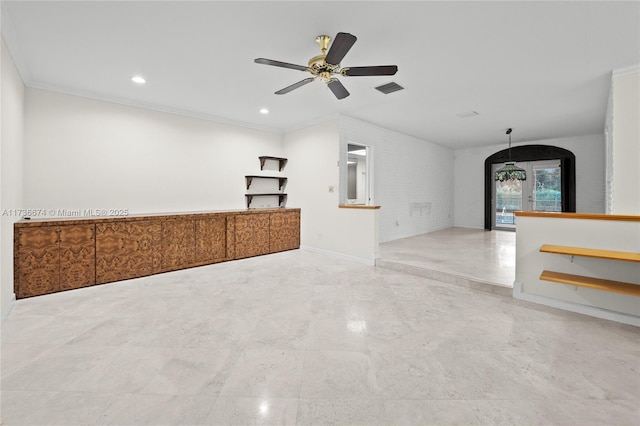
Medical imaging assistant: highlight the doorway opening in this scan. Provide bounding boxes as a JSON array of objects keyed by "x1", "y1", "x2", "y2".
[
  {"x1": 493, "y1": 160, "x2": 561, "y2": 230},
  {"x1": 484, "y1": 145, "x2": 575, "y2": 231}
]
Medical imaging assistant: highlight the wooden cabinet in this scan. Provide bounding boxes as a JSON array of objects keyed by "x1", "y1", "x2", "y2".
[
  {"x1": 161, "y1": 218, "x2": 196, "y2": 271},
  {"x1": 96, "y1": 220, "x2": 161, "y2": 284},
  {"x1": 15, "y1": 224, "x2": 95, "y2": 298},
  {"x1": 195, "y1": 215, "x2": 230, "y2": 264},
  {"x1": 15, "y1": 209, "x2": 299, "y2": 298},
  {"x1": 235, "y1": 213, "x2": 270, "y2": 259},
  {"x1": 269, "y1": 210, "x2": 300, "y2": 253},
  {"x1": 15, "y1": 227, "x2": 60, "y2": 298},
  {"x1": 59, "y1": 225, "x2": 96, "y2": 291}
]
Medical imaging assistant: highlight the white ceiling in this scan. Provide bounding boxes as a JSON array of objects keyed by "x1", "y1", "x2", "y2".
[{"x1": 2, "y1": 1, "x2": 638, "y2": 148}]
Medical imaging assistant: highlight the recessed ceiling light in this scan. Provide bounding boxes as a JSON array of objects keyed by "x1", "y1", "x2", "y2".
[
  {"x1": 259, "y1": 108, "x2": 269, "y2": 114},
  {"x1": 131, "y1": 75, "x2": 146, "y2": 84}
]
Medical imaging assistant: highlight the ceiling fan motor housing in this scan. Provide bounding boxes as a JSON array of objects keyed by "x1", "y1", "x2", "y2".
[
  {"x1": 309, "y1": 35, "x2": 341, "y2": 82},
  {"x1": 255, "y1": 32, "x2": 398, "y2": 99}
]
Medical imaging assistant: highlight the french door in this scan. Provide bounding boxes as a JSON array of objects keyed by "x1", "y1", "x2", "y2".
[{"x1": 493, "y1": 159, "x2": 561, "y2": 230}]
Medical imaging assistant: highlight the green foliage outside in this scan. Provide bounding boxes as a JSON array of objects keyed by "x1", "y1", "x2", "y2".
[{"x1": 495, "y1": 166, "x2": 561, "y2": 211}]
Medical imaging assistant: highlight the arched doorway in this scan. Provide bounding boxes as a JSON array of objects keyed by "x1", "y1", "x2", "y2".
[{"x1": 484, "y1": 145, "x2": 576, "y2": 230}]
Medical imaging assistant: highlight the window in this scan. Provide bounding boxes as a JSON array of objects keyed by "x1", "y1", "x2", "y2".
[{"x1": 341, "y1": 142, "x2": 372, "y2": 205}]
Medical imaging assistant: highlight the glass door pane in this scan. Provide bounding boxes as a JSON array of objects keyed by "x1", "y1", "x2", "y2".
[
  {"x1": 492, "y1": 159, "x2": 562, "y2": 230},
  {"x1": 494, "y1": 163, "x2": 523, "y2": 229},
  {"x1": 532, "y1": 161, "x2": 561, "y2": 212}
]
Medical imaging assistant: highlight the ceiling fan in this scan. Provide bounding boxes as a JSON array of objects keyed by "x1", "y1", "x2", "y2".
[{"x1": 254, "y1": 32, "x2": 398, "y2": 100}]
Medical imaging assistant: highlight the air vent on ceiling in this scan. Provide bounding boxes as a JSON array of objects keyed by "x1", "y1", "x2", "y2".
[{"x1": 375, "y1": 82, "x2": 404, "y2": 94}]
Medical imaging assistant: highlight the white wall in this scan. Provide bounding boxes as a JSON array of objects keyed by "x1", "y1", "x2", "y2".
[
  {"x1": 355, "y1": 155, "x2": 366, "y2": 204},
  {"x1": 514, "y1": 214, "x2": 640, "y2": 325},
  {"x1": 604, "y1": 77, "x2": 614, "y2": 214},
  {"x1": 283, "y1": 119, "x2": 379, "y2": 264},
  {"x1": 453, "y1": 134, "x2": 605, "y2": 228},
  {"x1": 611, "y1": 68, "x2": 640, "y2": 214},
  {"x1": 339, "y1": 116, "x2": 454, "y2": 243},
  {"x1": 23, "y1": 89, "x2": 284, "y2": 216},
  {"x1": 1, "y1": 39, "x2": 24, "y2": 321}
]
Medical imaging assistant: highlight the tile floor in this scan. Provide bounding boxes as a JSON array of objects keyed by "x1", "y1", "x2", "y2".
[
  {"x1": 378, "y1": 227, "x2": 516, "y2": 289},
  {"x1": 2, "y1": 247, "x2": 639, "y2": 425}
]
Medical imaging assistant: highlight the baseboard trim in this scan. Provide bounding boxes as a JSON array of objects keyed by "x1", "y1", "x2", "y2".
[
  {"x1": 2, "y1": 292, "x2": 16, "y2": 324},
  {"x1": 513, "y1": 281, "x2": 640, "y2": 327},
  {"x1": 300, "y1": 245, "x2": 376, "y2": 266}
]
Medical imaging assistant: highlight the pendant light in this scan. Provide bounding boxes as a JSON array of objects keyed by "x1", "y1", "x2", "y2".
[{"x1": 495, "y1": 128, "x2": 526, "y2": 181}]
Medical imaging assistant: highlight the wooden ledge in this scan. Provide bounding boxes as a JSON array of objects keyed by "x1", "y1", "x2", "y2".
[
  {"x1": 515, "y1": 212, "x2": 640, "y2": 222},
  {"x1": 540, "y1": 270, "x2": 640, "y2": 297},
  {"x1": 338, "y1": 205, "x2": 381, "y2": 210},
  {"x1": 540, "y1": 244, "x2": 640, "y2": 263},
  {"x1": 258, "y1": 156, "x2": 287, "y2": 171}
]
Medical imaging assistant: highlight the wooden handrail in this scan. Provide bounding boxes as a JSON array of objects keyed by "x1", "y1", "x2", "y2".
[
  {"x1": 515, "y1": 212, "x2": 640, "y2": 222},
  {"x1": 338, "y1": 205, "x2": 381, "y2": 210}
]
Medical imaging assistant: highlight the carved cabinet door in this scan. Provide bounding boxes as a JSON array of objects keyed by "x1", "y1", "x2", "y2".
[
  {"x1": 59, "y1": 224, "x2": 96, "y2": 291},
  {"x1": 161, "y1": 218, "x2": 196, "y2": 271},
  {"x1": 96, "y1": 220, "x2": 161, "y2": 284},
  {"x1": 126, "y1": 220, "x2": 162, "y2": 278},
  {"x1": 195, "y1": 215, "x2": 228, "y2": 264},
  {"x1": 234, "y1": 213, "x2": 270, "y2": 259},
  {"x1": 15, "y1": 227, "x2": 60, "y2": 298},
  {"x1": 269, "y1": 210, "x2": 301, "y2": 253},
  {"x1": 16, "y1": 224, "x2": 96, "y2": 298}
]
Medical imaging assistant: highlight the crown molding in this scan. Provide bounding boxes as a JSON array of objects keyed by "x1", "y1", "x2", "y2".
[
  {"x1": 339, "y1": 114, "x2": 444, "y2": 148},
  {"x1": 612, "y1": 64, "x2": 640, "y2": 78},
  {"x1": 282, "y1": 113, "x2": 340, "y2": 134},
  {"x1": 26, "y1": 81, "x2": 284, "y2": 135},
  {"x1": 1, "y1": 1, "x2": 32, "y2": 84}
]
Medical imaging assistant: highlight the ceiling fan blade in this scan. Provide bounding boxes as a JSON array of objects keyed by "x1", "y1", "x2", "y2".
[
  {"x1": 343, "y1": 65, "x2": 398, "y2": 76},
  {"x1": 275, "y1": 77, "x2": 315, "y2": 95},
  {"x1": 327, "y1": 79, "x2": 350, "y2": 100},
  {"x1": 254, "y1": 58, "x2": 309, "y2": 72},
  {"x1": 325, "y1": 32, "x2": 357, "y2": 65}
]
